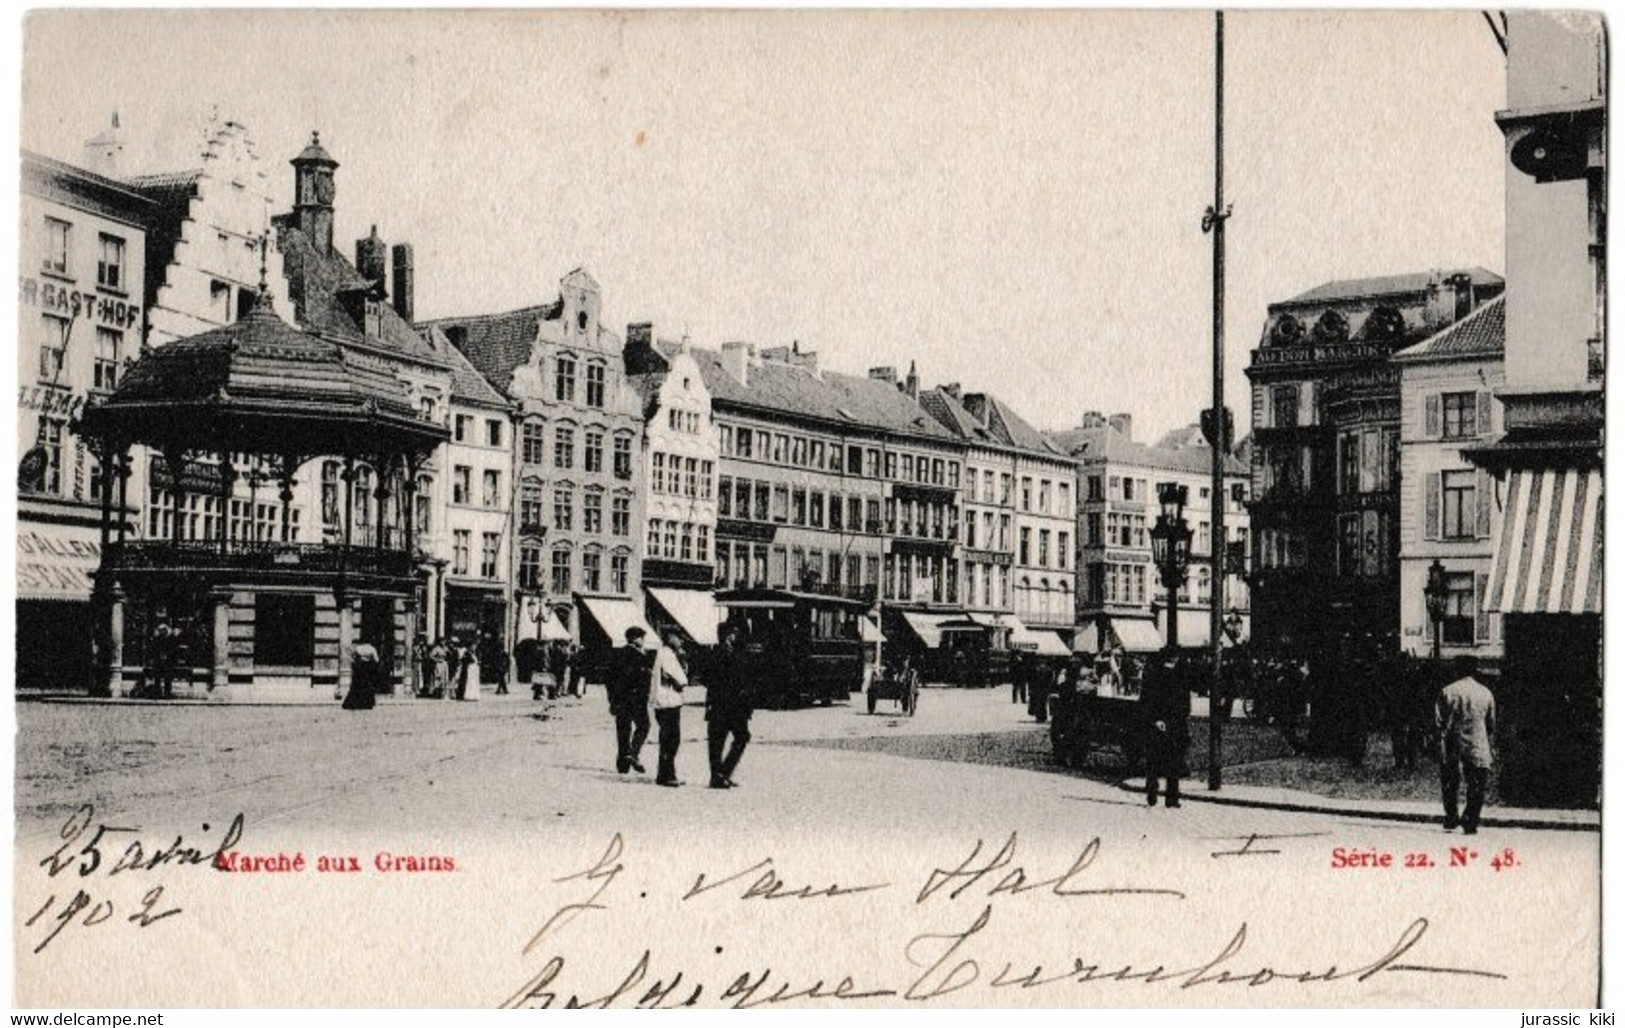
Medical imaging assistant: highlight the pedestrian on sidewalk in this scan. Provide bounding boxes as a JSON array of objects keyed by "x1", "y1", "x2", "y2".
[
  {"x1": 1141, "y1": 655, "x2": 1189, "y2": 808},
  {"x1": 1436, "y1": 657, "x2": 1496, "y2": 835},
  {"x1": 343, "y1": 639, "x2": 380, "y2": 711},
  {"x1": 706, "y1": 624, "x2": 753, "y2": 789},
  {"x1": 431, "y1": 638, "x2": 451, "y2": 700},
  {"x1": 650, "y1": 630, "x2": 689, "y2": 787},
  {"x1": 606, "y1": 627, "x2": 653, "y2": 774}
]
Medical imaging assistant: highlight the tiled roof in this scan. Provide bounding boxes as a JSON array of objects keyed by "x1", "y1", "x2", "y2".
[
  {"x1": 1392, "y1": 294, "x2": 1506, "y2": 362},
  {"x1": 690, "y1": 349, "x2": 957, "y2": 442},
  {"x1": 919, "y1": 389, "x2": 995, "y2": 443},
  {"x1": 1280, "y1": 267, "x2": 1503, "y2": 306},
  {"x1": 1045, "y1": 423, "x2": 1248, "y2": 477},
  {"x1": 921, "y1": 388, "x2": 1066, "y2": 459},
  {"x1": 273, "y1": 219, "x2": 445, "y2": 367},
  {"x1": 419, "y1": 303, "x2": 564, "y2": 398},
  {"x1": 127, "y1": 168, "x2": 204, "y2": 191},
  {"x1": 425, "y1": 326, "x2": 510, "y2": 408},
  {"x1": 80, "y1": 298, "x2": 442, "y2": 453}
]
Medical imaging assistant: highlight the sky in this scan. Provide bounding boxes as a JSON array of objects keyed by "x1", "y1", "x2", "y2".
[{"x1": 18, "y1": 9, "x2": 1509, "y2": 445}]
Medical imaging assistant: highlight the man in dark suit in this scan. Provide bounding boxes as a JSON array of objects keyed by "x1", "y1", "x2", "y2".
[
  {"x1": 606, "y1": 627, "x2": 653, "y2": 774},
  {"x1": 1141, "y1": 655, "x2": 1190, "y2": 808},
  {"x1": 706, "y1": 624, "x2": 753, "y2": 789}
]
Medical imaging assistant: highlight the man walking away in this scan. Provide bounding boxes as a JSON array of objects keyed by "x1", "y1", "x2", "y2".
[
  {"x1": 650, "y1": 630, "x2": 689, "y2": 787},
  {"x1": 607, "y1": 627, "x2": 653, "y2": 774},
  {"x1": 707, "y1": 624, "x2": 753, "y2": 789},
  {"x1": 1436, "y1": 657, "x2": 1496, "y2": 835},
  {"x1": 1141, "y1": 656, "x2": 1190, "y2": 808}
]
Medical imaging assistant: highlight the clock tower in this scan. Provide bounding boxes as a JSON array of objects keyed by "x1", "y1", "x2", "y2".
[{"x1": 291, "y1": 131, "x2": 339, "y2": 254}]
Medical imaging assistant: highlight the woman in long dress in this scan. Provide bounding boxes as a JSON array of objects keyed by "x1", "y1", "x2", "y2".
[{"x1": 461, "y1": 643, "x2": 481, "y2": 702}]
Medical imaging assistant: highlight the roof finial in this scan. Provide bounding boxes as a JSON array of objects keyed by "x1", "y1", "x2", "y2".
[{"x1": 250, "y1": 234, "x2": 275, "y2": 314}]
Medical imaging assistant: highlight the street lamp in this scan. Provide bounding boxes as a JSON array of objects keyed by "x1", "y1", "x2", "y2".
[
  {"x1": 1148, "y1": 482, "x2": 1192, "y2": 650},
  {"x1": 1424, "y1": 559, "x2": 1449, "y2": 661}
]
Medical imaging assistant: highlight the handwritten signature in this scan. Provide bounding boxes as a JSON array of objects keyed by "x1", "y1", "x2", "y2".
[
  {"x1": 503, "y1": 832, "x2": 1501, "y2": 1007},
  {"x1": 21, "y1": 804, "x2": 243, "y2": 954}
]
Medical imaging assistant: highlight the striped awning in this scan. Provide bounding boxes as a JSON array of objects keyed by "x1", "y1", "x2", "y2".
[{"x1": 1485, "y1": 468, "x2": 1602, "y2": 614}]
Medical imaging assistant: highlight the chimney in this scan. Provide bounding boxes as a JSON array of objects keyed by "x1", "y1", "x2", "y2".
[
  {"x1": 1078, "y1": 410, "x2": 1106, "y2": 429},
  {"x1": 391, "y1": 243, "x2": 415, "y2": 322},
  {"x1": 356, "y1": 226, "x2": 388, "y2": 292},
  {"x1": 904, "y1": 360, "x2": 919, "y2": 399},
  {"x1": 624, "y1": 322, "x2": 658, "y2": 375},
  {"x1": 1107, "y1": 413, "x2": 1133, "y2": 440},
  {"x1": 962, "y1": 393, "x2": 991, "y2": 425},
  {"x1": 760, "y1": 344, "x2": 792, "y2": 363},
  {"x1": 940, "y1": 382, "x2": 961, "y2": 400},
  {"x1": 868, "y1": 366, "x2": 897, "y2": 385},
  {"x1": 82, "y1": 112, "x2": 124, "y2": 178},
  {"x1": 721, "y1": 341, "x2": 751, "y2": 386}
]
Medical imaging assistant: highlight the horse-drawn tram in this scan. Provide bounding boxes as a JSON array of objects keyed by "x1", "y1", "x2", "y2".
[{"x1": 714, "y1": 588, "x2": 868, "y2": 706}]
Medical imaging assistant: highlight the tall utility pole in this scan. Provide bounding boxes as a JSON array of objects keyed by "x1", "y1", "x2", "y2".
[{"x1": 1202, "y1": 10, "x2": 1232, "y2": 792}]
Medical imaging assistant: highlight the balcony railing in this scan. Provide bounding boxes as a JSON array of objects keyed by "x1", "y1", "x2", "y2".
[{"x1": 105, "y1": 541, "x2": 417, "y2": 578}]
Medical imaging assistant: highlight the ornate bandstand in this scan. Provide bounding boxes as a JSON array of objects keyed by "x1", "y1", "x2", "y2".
[{"x1": 78, "y1": 286, "x2": 447, "y2": 700}]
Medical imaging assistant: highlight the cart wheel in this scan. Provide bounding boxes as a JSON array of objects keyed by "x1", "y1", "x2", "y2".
[{"x1": 867, "y1": 690, "x2": 877, "y2": 714}]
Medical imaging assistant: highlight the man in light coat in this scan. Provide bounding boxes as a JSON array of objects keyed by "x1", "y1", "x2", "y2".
[
  {"x1": 1436, "y1": 657, "x2": 1496, "y2": 835},
  {"x1": 650, "y1": 630, "x2": 689, "y2": 787}
]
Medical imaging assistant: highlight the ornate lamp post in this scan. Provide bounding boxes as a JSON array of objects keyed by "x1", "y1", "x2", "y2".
[
  {"x1": 1148, "y1": 483, "x2": 1193, "y2": 651},
  {"x1": 1424, "y1": 559, "x2": 1449, "y2": 661}
]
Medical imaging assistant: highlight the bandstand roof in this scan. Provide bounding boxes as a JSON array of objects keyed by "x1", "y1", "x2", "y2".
[{"x1": 79, "y1": 295, "x2": 448, "y2": 456}]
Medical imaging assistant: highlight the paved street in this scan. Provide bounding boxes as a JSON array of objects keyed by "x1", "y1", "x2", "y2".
[{"x1": 14, "y1": 687, "x2": 1600, "y2": 1008}]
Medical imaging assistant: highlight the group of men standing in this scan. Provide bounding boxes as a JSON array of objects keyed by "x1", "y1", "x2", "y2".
[
  {"x1": 604, "y1": 624, "x2": 754, "y2": 789},
  {"x1": 1136, "y1": 653, "x2": 1498, "y2": 834}
]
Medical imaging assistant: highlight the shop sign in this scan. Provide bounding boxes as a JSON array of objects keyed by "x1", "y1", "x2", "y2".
[{"x1": 19, "y1": 277, "x2": 142, "y2": 330}]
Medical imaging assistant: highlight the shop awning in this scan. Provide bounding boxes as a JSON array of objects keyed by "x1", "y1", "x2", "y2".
[
  {"x1": 1009, "y1": 620, "x2": 1071, "y2": 657},
  {"x1": 16, "y1": 528, "x2": 101, "y2": 602},
  {"x1": 1073, "y1": 623, "x2": 1101, "y2": 654},
  {"x1": 1111, "y1": 618, "x2": 1165, "y2": 652},
  {"x1": 536, "y1": 611, "x2": 571, "y2": 642},
  {"x1": 900, "y1": 611, "x2": 951, "y2": 648},
  {"x1": 647, "y1": 587, "x2": 720, "y2": 647},
  {"x1": 859, "y1": 616, "x2": 885, "y2": 643},
  {"x1": 1166, "y1": 611, "x2": 1211, "y2": 649},
  {"x1": 579, "y1": 595, "x2": 655, "y2": 647},
  {"x1": 1485, "y1": 467, "x2": 1602, "y2": 614}
]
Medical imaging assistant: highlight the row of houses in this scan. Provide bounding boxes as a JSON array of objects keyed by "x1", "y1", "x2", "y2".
[{"x1": 18, "y1": 116, "x2": 1253, "y2": 696}]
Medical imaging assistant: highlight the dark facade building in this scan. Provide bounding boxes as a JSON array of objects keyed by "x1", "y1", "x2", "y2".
[{"x1": 1244, "y1": 268, "x2": 1504, "y2": 658}]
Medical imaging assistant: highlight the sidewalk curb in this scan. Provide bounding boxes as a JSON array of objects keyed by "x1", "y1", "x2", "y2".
[{"x1": 1114, "y1": 779, "x2": 1599, "y2": 832}]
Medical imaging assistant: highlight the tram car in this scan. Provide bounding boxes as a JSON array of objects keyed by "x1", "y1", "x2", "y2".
[{"x1": 714, "y1": 588, "x2": 868, "y2": 707}]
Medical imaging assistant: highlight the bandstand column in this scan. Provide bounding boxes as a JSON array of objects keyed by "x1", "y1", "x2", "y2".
[
  {"x1": 218, "y1": 456, "x2": 238, "y2": 553},
  {"x1": 279, "y1": 458, "x2": 298, "y2": 543},
  {"x1": 211, "y1": 588, "x2": 231, "y2": 692},
  {"x1": 107, "y1": 585, "x2": 127, "y2": 697},
  {"x1": 165, "y1": 449, "x2": 187, "y2": 544},
  {"x1": 115, "y1": 452, "x2": 130, "y2": 546},
  {"x1": 336, "y1": 590, "x2": 355, "y2": 701}
]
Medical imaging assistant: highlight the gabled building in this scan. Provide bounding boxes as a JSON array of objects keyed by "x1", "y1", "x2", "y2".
[
  {"x1": 1244, "y1": 268, "x2": 1503, "y2": 658},
  {"x1": 624, "y1": 325, "x2": 720, "y2": 648},
  {"x1": 422, "y1": 270, "x2": 648, "y2": 665}
]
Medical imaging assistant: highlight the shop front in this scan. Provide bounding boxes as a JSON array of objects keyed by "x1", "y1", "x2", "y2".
[{"x1": 16, "y1": 518, "x2": 104, "y2": 692}]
